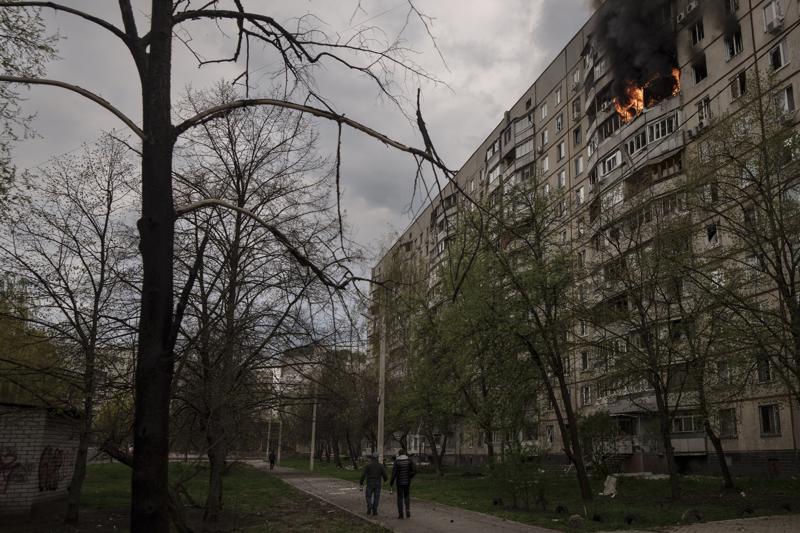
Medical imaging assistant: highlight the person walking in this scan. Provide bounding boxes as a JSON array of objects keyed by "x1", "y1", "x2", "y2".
[
  {"x1": 359, "y1": 452, "x2": 388, "y2": 516},
  {"x1": 389, "y1": 449, "x2": 416, "y2": 519},
  {"x1": 268, "y1": 450, "x2": 276, "y2": 471}
]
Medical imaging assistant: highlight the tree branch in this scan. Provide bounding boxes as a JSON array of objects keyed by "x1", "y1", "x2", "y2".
[
  {"x1": 173, "y1": 97, "x2": 452, "y2": 174},
  {"x1": 0, "y1": 2, "x2": 130, "y2": 43},
  {"x1": 174, "y1": 198, "x2": 354, "y2": 290},
  {"x1": 0, "y1": 76, "x2": 144, "y2": 139}
]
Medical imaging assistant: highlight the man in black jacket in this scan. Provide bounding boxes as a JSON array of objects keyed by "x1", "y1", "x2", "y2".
[
  {"x1": 389, "y1": 449, "x2": 416, "y2": 519},
  {"x1": 359, "y1": 453, "x2": 387, "y2": 516}
]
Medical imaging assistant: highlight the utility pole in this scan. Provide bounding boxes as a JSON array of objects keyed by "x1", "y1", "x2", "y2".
[
  {"x1": 377, "y1": 310, "x2": 387, "y2": 463},
  {"x1": 266, "y1": 418, "x2": 272, "y2": 461},
  {"x1": 276, "y1": 413, "x2": 283, "y2": 466},
  {"x1": 310, "y1": 382, "x2": 319, "y2": 471}
]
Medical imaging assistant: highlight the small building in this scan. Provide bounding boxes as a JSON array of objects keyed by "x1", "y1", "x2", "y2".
[{"x1": 0, "y1": 403, "x2": 81, "y2": 518}]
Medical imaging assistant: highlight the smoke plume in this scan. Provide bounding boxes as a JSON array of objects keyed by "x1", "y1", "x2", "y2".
[{"x1": 593, "y1": 0, "x2": 678, "y2": 106}]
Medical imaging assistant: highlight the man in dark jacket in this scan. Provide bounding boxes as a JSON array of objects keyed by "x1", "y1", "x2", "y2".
[
  {"x1": 359, "y1": 453, "x2": 387, "y2": 516},
  {"x1": 389, "y1": 449, "x2": 416, "y2": 519}
]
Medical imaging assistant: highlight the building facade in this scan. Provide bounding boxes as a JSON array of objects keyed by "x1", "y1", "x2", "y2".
[{"x1": 371, "y1": 0, "x2": 800, "y2": 475}]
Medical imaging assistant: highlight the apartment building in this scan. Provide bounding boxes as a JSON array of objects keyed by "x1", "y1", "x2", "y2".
[{"x1": 370, "y1": 0, "x2": 800, "y2": 475}]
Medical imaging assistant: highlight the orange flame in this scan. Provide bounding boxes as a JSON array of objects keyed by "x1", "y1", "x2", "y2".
[{"x1": 612, "y1": 68, "x2": 682, "y2": 123}]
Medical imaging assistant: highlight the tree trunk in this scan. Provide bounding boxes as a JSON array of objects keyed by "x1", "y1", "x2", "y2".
[
  {"x1": 65, "y1": 350, "x2": 96, "y2": 524},
  {"x1": 131, "y1": 3, "x2": 176, "y2": 531},
  {"x1": 426, "y1": 431, "x2": 447, "y2": 477},
  {"x1": 204, "y1": 432, "x2": 226, "y2": 522},
  {"x1": 65, "y1": 416, "x2": 92, "y2": 524},
  {"x1": 704, "y1": 421, "x2": 735, "y2": 489},
  {"x1": 556, "y1": 373, "x2": 593, "y2": 501},
  {"x1": 332, "y1": 439, "x2": 342, "y2": 468},
  {"x1": 655, "y1": 389, "x2": 680, "y2": 500},
  {"x1": 484, "y1": 428, "x2": 495, "y2": 462},
  {"x1": 345, "y1": 431, "x2": 359, "y2": 469}
]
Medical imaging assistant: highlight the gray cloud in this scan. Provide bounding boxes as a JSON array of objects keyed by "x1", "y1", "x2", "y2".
[{"x1": 10, "y1": 0, "x2": 592, "y2": 260}]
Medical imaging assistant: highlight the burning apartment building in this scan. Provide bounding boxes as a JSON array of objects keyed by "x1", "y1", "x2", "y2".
[{"x1": 370, "y1": 0, "x2": 799, "y2": 475}]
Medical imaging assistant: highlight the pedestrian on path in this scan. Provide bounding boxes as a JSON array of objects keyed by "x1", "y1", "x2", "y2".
[
  {"x1": 389, "y1": 449, "x2": 416, "y2": 519},
  {"x1": 359, "y1": 452, "x2": 388, "y2": 516},
  {"x1": 268, "y1": 450, "x2": 276, "y2": 470}
]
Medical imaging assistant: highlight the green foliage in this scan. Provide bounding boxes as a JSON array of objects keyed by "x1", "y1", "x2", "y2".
[{"x1": 0, "y1": 3, "x2": 58, "y2": 200}]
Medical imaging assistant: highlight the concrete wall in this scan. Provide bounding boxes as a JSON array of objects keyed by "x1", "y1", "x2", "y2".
[{"x1": 0, "y1": 404, "x2": 80, "y2": 517}]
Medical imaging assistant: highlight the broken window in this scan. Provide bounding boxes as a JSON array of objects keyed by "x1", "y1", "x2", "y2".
[
  {"x1": 731, "y1": 70, "x2": 747, "y2": 99},
  {"x1": 690, "y1": 21, "x2": 705, "y2": 45},
  {"x1": 759, "y1": 404, "x2": 781, "y2": 436},
  {"x1": 724, "y1": 28, "x2": 744, "y2": 59},
  {"x1": 706, "y1": 222, "x2": 719, "y2": 246},
  {"x1": 692, "y1": 56, "x2": 708, "y2": 84}
]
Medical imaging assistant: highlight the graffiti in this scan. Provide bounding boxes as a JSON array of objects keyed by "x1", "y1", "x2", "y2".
[
  {"x1": 0, "y1": 447, "x2": 19, "y2": 494},
  {"x1": 38, "y1": 446, "x2": 64, "y2": 491}
]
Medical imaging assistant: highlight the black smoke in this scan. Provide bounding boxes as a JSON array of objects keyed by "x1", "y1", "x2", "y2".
[{"x1": 593, "y1": 0, "x2": 679, "y2": 107}]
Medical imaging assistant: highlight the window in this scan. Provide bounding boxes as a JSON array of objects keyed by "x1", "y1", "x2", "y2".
[
  {"x1": 763, "y1": 0, "x2": 783, "y2": 31},
  {"x1": 557, "y1": 141, "x2": 566, "y2": 161},
  {"x1": 626, "y1": 129, "x2": 647, "y2": 155},
  {"x1": 488, "y1": 164, "x2": 501, "y2": 182},
  {"x1": 556, "y1": 87, "x2": 562, "y2": 105},
  {"x1": 558, "y1": 170, "x2": 567, "y2": 188},
  {"x1": 525, "y1": 98, "x2": 532, "y2": 110},
  {"x1": 601, "y1": 151, "x2": 622, "y2": 176},
  {"x1": 690, "y1": 21, "x2": 705, "y2": 45},
  {"x1": 573, "y1": 97, "x2": 582, "y2": 119},
  {"x1": 647, "y1": 114, "x2": 676, "y2": 142},
  {"x1": 778, "y1": 86, "x2": 795, "y2": 112},
  {"x1": 580, "y1": 351, "x2": 590, "y2": 371},
  {"x1": 672, "y1": 414, "x2": 704, "y2": 433},
  {"x1": 541, "y1": 128, "x2": 549, "y2": 146},
  {"x1": 706, "y1": 223, "x2": 719, "y2": 246},
  {"x1": 576, "y1": 186, "x2": 585, "y2": 206},
  {"x1": 581, "y1": 386, "x2": 592, "y2": 406},
  {"x1": 579, "y1": 320, "x2": 587, "y2": 335},
  {"x1": 731, "y1": 70, "x2": 747, "y2": 99},
  {"x1": 697, "y1": 96, "x2": 712, "y2": 123},
  {"x1": 517, "y1": 139, "x2": 534, "y2": 158},
  {"x1": 759, "y1": 404, "x2": 781, "y2": 436},
  {"x1": 541, "y1": 102, "x2": 548, "y2": 120},
  {"x1": 575, "y1": 156, "x2": 584, "y2": 175},
  {"x1": 544, "y1": 182, "x2": 551, "y2": 195},
  {"x1": 757, "y1": 355, "x2": 772, "y2": 382},
  {"x1": 600, "y1": 113, "x2": 621, "y2": 141},
  {"x1": 486, "y1": 139, "x2": 500, "y2": 160},
  {"x1": 546, "y1": 425, "x2": 554, "y2": 444},
  {"x1": 556, "y1": 113, "x2": 564, "y2": 132},
  {"x1": 559, "y1": 198, "x2": 567, "y2": 217},
  {"x1": 769, "y1": 42, "x2": 786, "y2": 70},
  {"x1": 725, "y1": 28, "x2": 743, "y2": 59},
  {"x1": 542, "y1": 155, "x2": 550, "y2": 173},
  {"x1": 725, "y1": 0, "x2": 739, "y2": 13},
  {"x1": 719, "y1": 408, "x2": 737, "y2": 438},
  {"x1": 573, "y1": 69, "x2": 581, "y2": 84},
  {"x1": 573, "y1": 127, "x2": 582, "y2": 146},
  {"x1": 692, "y1": 57, "x2": 708, "y2": 84}
]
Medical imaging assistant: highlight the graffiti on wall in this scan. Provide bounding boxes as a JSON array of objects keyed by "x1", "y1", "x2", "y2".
[
  {"x1": 38, "y1": 446, "x2": 64, "y2": 492},
  {"x1": 0, "y1": 447, "x2": 33, "y2": 494}
]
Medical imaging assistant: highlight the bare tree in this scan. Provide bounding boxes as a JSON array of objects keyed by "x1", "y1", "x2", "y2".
[
  {"x1": 171, "y1": 83, "x2": 342, "y2": 522},
  {"x1": 0, "y1": 136, "x2": 137, "y2": 523},
  {"x1": 0, "y1": 3, "x2": 454, "y2": 528}
]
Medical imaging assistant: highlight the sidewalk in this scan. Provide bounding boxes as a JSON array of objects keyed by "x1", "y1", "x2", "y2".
[{"x1": 252, "y1": 462, "x2": 556, "y2": 533}]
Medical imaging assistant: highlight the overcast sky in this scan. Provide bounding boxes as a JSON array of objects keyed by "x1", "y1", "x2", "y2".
[{"x1": 11, "y1": 0, "x2": 592, "y2": 265}]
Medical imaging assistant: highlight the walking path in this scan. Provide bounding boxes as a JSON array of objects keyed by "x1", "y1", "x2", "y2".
[{"x1": 249, "y1": 462, "x2": 555, "y2": 533}]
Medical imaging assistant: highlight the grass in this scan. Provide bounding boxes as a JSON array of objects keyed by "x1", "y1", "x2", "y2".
[
  {"x1": 279, "y1": 457, "x2": 800, "y2": 531},
  {"x1": 79, "y1": 461, "x2": 385, "y2": 533}
]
